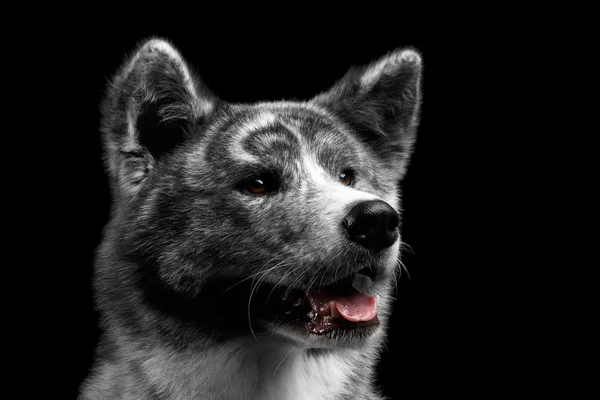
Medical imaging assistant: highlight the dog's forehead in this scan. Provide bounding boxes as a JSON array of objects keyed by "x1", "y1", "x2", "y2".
[{"x1": 200, "y1": 102, "x2": 362, "y2": 168}]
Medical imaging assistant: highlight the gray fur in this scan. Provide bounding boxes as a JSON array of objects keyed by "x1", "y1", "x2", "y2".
[{"x1": 80, "y1": 37, "x2": 421, "y2": 400}]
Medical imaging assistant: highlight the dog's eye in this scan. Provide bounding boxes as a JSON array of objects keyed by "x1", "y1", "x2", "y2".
[
  {"x1": 246, "y1": 179, "x2": 267, "y2": 195},
  {"x1": 240, "y1": 173, "x2": 280, "y2": 196},
  {"x1": 339, "y1": 170, "x2": 354, "y2": 186}
]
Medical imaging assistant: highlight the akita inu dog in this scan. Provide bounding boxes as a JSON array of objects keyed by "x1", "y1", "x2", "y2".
[{"x1": 80, "y1": 38, "x2": 421, "y2": 400}]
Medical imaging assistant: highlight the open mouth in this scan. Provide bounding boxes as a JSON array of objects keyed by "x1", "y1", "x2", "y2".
[
  {"x1": 267, "y1": 267, "x2": 381, "y2": 335},
  {"x1": 146, "y1": 265, "x2": 384, "y2": 339}
]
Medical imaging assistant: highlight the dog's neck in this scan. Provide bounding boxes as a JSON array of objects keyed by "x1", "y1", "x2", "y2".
[{"x1": 134, "y1": 335, "x2": 377, "y2": 400}]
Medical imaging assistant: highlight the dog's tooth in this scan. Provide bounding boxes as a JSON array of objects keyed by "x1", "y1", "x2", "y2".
[{"x1": 330, "y1": 302, "x2": 340, "y2": 318}]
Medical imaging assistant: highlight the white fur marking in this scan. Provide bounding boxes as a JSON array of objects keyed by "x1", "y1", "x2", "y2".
[
  {"x1": 360, "y1": 49, "x2": 421, "y2": 88},
  {"x1": 138, "y1": 341, "x2": 364, "y2": 400},
  {"x1": 241, "y1": 112, "x2": 277, "y2": 134},
  {"x1": 255, "y1": 101, "x2": 333, "y2": 120},
  {"x1": 324, "y1": 182, "x2": 380, "y2": 210},
  {"x1": 126, "y1": 108, "x2": 137, "y2": 140},
  {"x1": 301, "y1": 153, "x2": 328, "y2": 184},
  {"x1": 275, "y1": 351, "x2": 355, "y2": 400}
]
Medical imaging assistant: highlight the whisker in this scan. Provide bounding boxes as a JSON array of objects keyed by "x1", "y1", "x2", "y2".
[
  {"x1": 246, "y1": 259, "x2": 283, "y2": 340},
  {"x1": 316, "y1": 247, "x2": 344, "y2": 291},
  {"x1": 247, "y1": 273, "x2": 262, "y2": 340},
  {"x1": 273, "y1": 342, "x2": 302, "y2": 376},
  {"x1": 305, "y1": 265, "x2": 322, "y2": 296},
  {"x1": 222, "y1": 256, "x2": 281, "y2": 294},
  {"x1": 317, "y1": 261, "x2": 328, "y2": 290},
  {"x1": 331, "y1": 257, "x2": 343, "y2": 289},
  {"x1": 247, "y1": 258, "x2": 300, "y2": 340},
  {"x1": 391, "y1": 262, "x2": 399, "y2": 297},
  {"x1": 266, "y1": 262, "x2": 305, "y2": 302},
  {"x1": 397, "y1": 257, "x2": 410, "y2": 281},
  {"x1": 283, "y1": 266, "x2": 312, "y2": 298},
  {"x1": 400, "y1": 241, "x2": 415, "y2": 255}
]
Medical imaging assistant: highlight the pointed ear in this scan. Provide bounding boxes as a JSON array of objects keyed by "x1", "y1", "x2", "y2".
[
  {"x1": 312, "y1": 48, "x2": 422, "y2": 178},
  {"x1": 101, "y1": 38, "x2": 219, "y2": 199}
]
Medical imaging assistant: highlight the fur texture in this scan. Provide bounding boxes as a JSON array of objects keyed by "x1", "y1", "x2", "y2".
[{"x1": 80, "y1": 38, "x2": 422, "y2": 400}]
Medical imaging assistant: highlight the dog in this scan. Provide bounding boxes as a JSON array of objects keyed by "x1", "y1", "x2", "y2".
[{"x1": 79, "y1": 38, "x2": 421, "y2": 400}]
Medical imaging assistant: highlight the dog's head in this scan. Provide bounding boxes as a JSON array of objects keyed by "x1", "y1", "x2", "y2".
[{"x1": 98, "y1": 38, "x2": 421, "y2": 350}]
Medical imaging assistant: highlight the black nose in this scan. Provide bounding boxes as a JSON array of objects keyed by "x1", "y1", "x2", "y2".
[{"x1": 343, "y1": 200, "x2": 400, "y2": 252}]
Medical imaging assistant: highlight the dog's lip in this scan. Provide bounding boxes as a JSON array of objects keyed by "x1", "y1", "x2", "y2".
[
  {"x1": 326, "y1": 266, "x2": 385, "y2": 294},
  {"x1": 306, "y1": 314, "x2": 381, "y2": 335}
]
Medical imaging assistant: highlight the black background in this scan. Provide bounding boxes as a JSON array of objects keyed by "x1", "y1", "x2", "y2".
[{"x1": 47, "y1": 27, "x2": 471, "y2": 399}]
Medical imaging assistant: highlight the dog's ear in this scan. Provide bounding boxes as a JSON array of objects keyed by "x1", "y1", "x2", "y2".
[
  {"x1": 312, "y1": 49, "x2": 422, "y2": 178},
  {"x1": 102, "y1": 38, "x2": 218, "y2": 199}
]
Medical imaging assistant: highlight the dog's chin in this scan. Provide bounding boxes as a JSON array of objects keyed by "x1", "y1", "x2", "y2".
[{"x1": 265, "y1": 316, "x2": 384, "y2": 350}]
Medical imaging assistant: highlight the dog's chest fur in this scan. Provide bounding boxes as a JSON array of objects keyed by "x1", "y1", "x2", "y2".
[
  {"x1": 86, "y1": 337, "x2": 379, "y2": 400},
  {"x1": 148, "y1": 345, "x2": 364, "y2": 400}
]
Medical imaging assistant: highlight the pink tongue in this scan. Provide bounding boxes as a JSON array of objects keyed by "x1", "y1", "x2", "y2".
[
  {"x1": 307, "y1": 290, "x2": 378, "y2": 322},
  {"x1": 333, "y1": 294, "x2": 378, "y2": 322}
]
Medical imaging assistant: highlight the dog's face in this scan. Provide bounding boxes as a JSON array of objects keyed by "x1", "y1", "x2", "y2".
[{"x1": 99, "y1": 39, "x2": 421, "y2": 350}]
